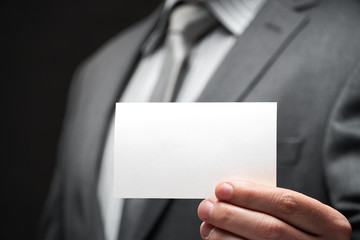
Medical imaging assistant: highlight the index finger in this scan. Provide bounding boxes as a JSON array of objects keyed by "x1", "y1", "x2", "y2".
[{"x1": 215, "y1": 180, "x2": 349, "y2": 236}]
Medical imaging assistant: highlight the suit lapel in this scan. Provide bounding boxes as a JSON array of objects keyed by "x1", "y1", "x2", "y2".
[
  {"x1": 73, "y1": 7, "x2": 166, "y2": 239},
  {"x1": 131, "y1": 199, "x2": 172, "y2": 240},
  {"x1": 81, "y1": 5, "x2": 173, "y2": 240},
  {"x1": 197, "y1": 0, "x2": 308, "y2": 102},
  {"x1": 75, "y1": 2, "x2": 175, "y2": 239}
]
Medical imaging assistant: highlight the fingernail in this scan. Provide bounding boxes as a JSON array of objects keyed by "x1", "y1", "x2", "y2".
[
  {"x1": 198, "y1": 200, "x2": 213, "y2": 220},
  {"x1": 201, "y1": 223, "x2": 214, "y2": 239},
  {"x1": 217, "y1": 183, "x2": 233, "y2": 200}
]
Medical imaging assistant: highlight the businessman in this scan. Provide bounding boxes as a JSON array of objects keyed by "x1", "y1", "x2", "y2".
[{"x1": 40, "y1": 0, "x2": 360, "y2": 239}]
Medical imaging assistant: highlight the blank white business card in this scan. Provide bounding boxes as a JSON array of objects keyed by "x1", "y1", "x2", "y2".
[{"x1": 114, "y1": 102, "x2": 276, "y2": 199}]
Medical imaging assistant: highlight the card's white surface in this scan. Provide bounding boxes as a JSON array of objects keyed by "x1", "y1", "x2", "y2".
[{"x1": 114, "y1": 102, "x2": 276, "y2": 199}]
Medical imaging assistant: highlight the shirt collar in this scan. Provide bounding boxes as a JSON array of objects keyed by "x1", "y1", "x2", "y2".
[
  {"x1": 166, "y1": 0, "x2": 266, "y2": 35},
  {"x1": 142, "y1": 0, "x2": 266, "y2": 54},
  {"x1": 206, "y1": 0, "x2": 266, "y2": 35}
]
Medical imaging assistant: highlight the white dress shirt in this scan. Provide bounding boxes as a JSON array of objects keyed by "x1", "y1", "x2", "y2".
[{"x1": 97, "y1": 1, "x2": 265, "y2": 240}]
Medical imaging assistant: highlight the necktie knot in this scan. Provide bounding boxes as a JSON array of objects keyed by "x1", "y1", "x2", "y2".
[{"x1": 168, "y1": 3, "x2": 217, "y2": 47}]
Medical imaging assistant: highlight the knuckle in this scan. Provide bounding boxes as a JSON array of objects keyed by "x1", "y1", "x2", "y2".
[
  {"x1": 264, "y1": 221, "x2": 282, "y2": 240},
  {"x1": 255, "y1": 216, "x2": 282, "y2": 240},
  {"x1": 217, "y1": 206, "x2": 233, "y2": 226},
  {"x1": 277, "y1": 192, "x2": 299, "y2": 215}
]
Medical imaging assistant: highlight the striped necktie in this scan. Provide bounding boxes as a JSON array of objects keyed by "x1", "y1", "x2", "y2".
[{"x1": 149, "y1": 3, "x2": 217, "y2": 102}]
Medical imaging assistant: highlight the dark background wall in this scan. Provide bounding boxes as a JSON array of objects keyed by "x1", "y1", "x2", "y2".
[{"x1": 1, "y1": 0, "x2": 161, "y2": 239}]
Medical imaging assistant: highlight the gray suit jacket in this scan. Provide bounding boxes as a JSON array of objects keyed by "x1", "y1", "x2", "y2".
[{"x1": 40, "y1": 0, "x2": 360, "y2": 239}]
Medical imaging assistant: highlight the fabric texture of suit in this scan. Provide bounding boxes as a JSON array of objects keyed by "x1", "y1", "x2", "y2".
[{"x1": 40, "y1": 0, "x2": 360, "y2": 239}]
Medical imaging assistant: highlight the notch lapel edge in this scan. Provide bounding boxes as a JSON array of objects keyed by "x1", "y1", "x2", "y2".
[{"x1": 197, "y1": 0, "x2": 309, "y2": 102}]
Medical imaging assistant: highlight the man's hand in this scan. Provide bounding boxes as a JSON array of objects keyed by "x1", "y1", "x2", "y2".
[{"x1": 198, "y1": 180, "x2": 351, "y2": 240}]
